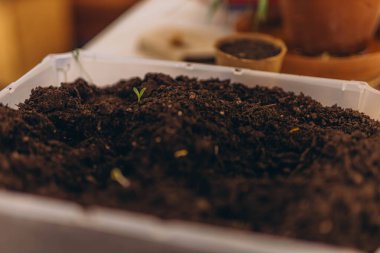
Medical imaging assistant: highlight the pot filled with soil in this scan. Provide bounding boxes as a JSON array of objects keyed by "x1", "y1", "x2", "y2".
[
  {"x1": 279, "y1": 0, "x2": 380, "y2": 56},
  {"x1": 1, "y1": 53, "x2": 380, "y2": 253},
  {"x1": 215, "y1": 33, "x2": 287, "y2": 72},
  {"x1": 282, "y1": 39, "x2": 380, "y2": 83},
  {"x1": 2, "y1": 72, "x2": 380, "y2": 253}
]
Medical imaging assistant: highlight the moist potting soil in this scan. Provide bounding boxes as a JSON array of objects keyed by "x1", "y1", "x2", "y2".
[
  {"x1": 219, "y1": 39, "x2": 281, "y2": 60},
  {"x1": 0, "y1": 73, "x2": 379, "y2": 252}
]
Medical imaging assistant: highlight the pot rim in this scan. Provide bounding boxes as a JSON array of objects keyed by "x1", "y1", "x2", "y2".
[{"x1": 215, "y1": 33, "x2": 288, "y2": 63}]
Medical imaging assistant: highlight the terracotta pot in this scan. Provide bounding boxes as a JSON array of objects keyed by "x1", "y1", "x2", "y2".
[
  {"x1": 282, "y1": 38, "x2": 380, "y2": 84},
  {"x1": 215, "y1": 33, "x2": 287, "y2": 72},
  {"x1": 279, "y1": 0, "x2": 380, "y2": 55}
]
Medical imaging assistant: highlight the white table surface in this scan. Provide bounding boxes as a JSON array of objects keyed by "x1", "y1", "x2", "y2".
[{"x1": 85, "y1": 0, "x2": 232, "y2": 58}]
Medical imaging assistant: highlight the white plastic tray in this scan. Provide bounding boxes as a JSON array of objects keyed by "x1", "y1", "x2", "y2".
[{"x1": 0, "y1": 52, "x2": 374, "y2": 253}]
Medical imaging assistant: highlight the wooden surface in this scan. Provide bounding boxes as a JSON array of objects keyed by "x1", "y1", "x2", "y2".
[
  {"x1": 86, "y1": 0, "x2": 230, "y2": 56},
  {"x1": 0, "y1": 0, "x2": 73, "y2": 86}
]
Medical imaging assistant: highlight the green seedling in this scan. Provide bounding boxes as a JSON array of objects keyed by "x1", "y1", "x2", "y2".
[
  {"x1": 133, "y1": 87, "x2": 146, "y2": 104},
  {"x1": 254, "y1": 0, "x2": 269, "y2": 30},
  {"x1": 209, "y1": 0, "x2": 269, "y2": 31},
  {"x1": 72, "y1": 49, "x2": 93, "y2": 83},
  {"x1": 256, "y1": 0, "x2": 269, "y2": 22}
]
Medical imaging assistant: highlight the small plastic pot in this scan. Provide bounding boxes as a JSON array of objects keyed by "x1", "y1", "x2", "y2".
[{"x1": 215, "y1": 33, "x2": 287, "y2": 72}]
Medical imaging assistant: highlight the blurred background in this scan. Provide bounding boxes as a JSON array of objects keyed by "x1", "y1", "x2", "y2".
[
  {"x1": 0, "y1": 0, "x2": 139, "y2": 86},
  {"x1": 2, "y1": 0, "x2": 380, "y2": 88}
]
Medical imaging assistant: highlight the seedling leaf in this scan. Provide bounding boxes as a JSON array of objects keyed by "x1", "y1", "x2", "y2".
[{"x1": 133, "y1": 87, "x2": 146, "y2": 104}]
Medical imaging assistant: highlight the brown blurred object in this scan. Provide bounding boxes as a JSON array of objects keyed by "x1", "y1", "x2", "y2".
[
  {"x1": 283, "y1": 38, "x2": 380, "y2": 84},
  {"x1": 0, "y1": 0, "x2": 73, "y2": 86},
  {"x1": 234, "y1": 1, "x2": 380, "y2": 84},
  {"x1": 215, "y1": 33, "x2": 287, "y2": 73},
  {"x1": 72, "y1": 0, "x2": 140, "y2": 47},
  {"x1": 279, "y1": 0, "x2": 380, "y2": 55}
]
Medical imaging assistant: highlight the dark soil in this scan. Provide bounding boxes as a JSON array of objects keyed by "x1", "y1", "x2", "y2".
[
  {"x1": 183, "y1": 56, "x2": 215, "y2": 64},
  {"x1": 219, "y1": 39, "x2": 281, "y2": 60},
  {"x1": 0, "y1": 73, "x2": 380, "y2": 252}
]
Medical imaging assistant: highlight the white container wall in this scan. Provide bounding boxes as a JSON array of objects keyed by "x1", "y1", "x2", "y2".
[{"x1": 0, "y1": 52, "x2": 373, "y2": 253}]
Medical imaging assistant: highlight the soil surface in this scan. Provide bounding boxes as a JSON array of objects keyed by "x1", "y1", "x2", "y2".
[
  {"x1": 0, "y1": 73, "x2": 380, "y2": 252},
  {"x1": 183, "y1": 56, "x2": 215, "y2": 64},
  {"x1": 219, "y1": 39, "x2": 281, "y2": 60}
]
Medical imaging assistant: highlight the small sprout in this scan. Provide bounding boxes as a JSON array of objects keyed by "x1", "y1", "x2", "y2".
[
  {"x1": 133, "y1": 87, "x2": 146, "y2": 104},
  {"x1": 174, "y1": 149, "x2": 188, "y2": 158},
  {"x1": 251, "y1": 0, "x2": 269, "y2": 31},
  {"x1": 255, "y1": 0, "x2": 269, "y2": 24},
  {"x1": 289, "y1": 127, "x2": 300, "y2": 133},
  {"x1": 209, "y1": 0, "x2": 268, "y2": 30},
  {"x1": 111, "y1": 168, "x2": 131, "y2": 188},
  {"x1": 72, "y1": 49, "x2": 93, "y2": 83}
]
